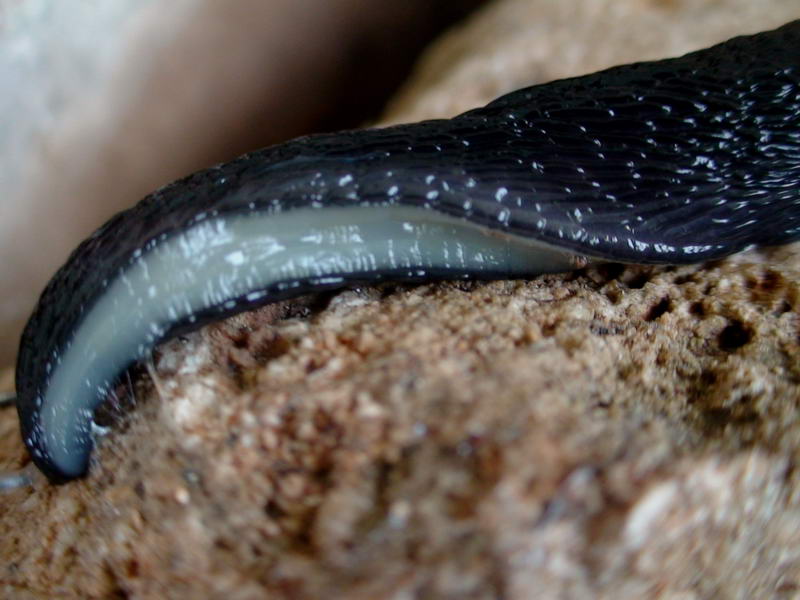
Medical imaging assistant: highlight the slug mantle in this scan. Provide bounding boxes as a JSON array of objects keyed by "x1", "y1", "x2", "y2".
[{"x1": 16, "y1": 20, "x2": 800, "y2": 482}]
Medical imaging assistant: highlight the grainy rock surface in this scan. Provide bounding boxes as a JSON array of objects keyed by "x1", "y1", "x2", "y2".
[{"x1": 3, "y1": 1, "x2": 800, "y2": 598}]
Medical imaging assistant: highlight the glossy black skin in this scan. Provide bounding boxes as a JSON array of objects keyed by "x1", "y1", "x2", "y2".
[{"x1": 17, "y1": 20, "x2": 800, "y2": 482}]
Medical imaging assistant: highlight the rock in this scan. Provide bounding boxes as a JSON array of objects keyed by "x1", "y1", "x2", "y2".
[{"x1": 3, "y1": 1, "x2": 800, "y2": 598}]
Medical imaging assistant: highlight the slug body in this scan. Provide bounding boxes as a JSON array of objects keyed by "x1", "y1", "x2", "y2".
[{"x1": 17, "y1": 21, "x2": 800, "y2": 482}]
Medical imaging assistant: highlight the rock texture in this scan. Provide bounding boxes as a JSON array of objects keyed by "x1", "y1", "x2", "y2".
[{"x1": 3, "y1": 1, "x2": 800, "y2": 598}]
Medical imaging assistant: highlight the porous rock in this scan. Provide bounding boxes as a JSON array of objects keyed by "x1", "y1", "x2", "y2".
[{"x1": 3, "y1": 1, "x2": 800, "y2": 598}]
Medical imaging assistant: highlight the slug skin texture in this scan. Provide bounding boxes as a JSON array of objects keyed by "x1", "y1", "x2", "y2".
[{"x1": 16, "y1": 20, "x2": 800, "y2": 482}]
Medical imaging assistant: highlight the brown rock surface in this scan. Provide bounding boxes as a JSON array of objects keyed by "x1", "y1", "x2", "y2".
[
  {"x1": 383, "y1": 0, "x2": 800, "y2": 123},
  {"x1": 3, "y1": 1, "x2": 800, "y2": 598}
]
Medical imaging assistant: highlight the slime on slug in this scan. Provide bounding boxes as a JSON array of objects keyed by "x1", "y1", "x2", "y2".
[{"x1": 11, "y1": 20, "x2": 800, "y2": 483}]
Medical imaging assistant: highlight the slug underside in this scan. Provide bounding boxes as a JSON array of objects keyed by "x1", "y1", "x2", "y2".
[{"x1": 16, "y1": 20, "x2": 800, "y2": 482}]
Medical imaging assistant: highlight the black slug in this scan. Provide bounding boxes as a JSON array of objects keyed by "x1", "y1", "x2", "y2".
[{"x1": 15, "y1": 21, "x2": 800, "y2": 483}]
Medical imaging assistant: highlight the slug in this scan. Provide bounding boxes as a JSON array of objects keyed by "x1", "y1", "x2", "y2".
[{"x1": 15, "y1": 20, "x2": 800, "y2": 483}]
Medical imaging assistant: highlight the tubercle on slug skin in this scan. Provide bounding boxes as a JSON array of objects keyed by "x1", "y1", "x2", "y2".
[{"x1": 15, "y1": 19, "x2": 800, "y2": 483}]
